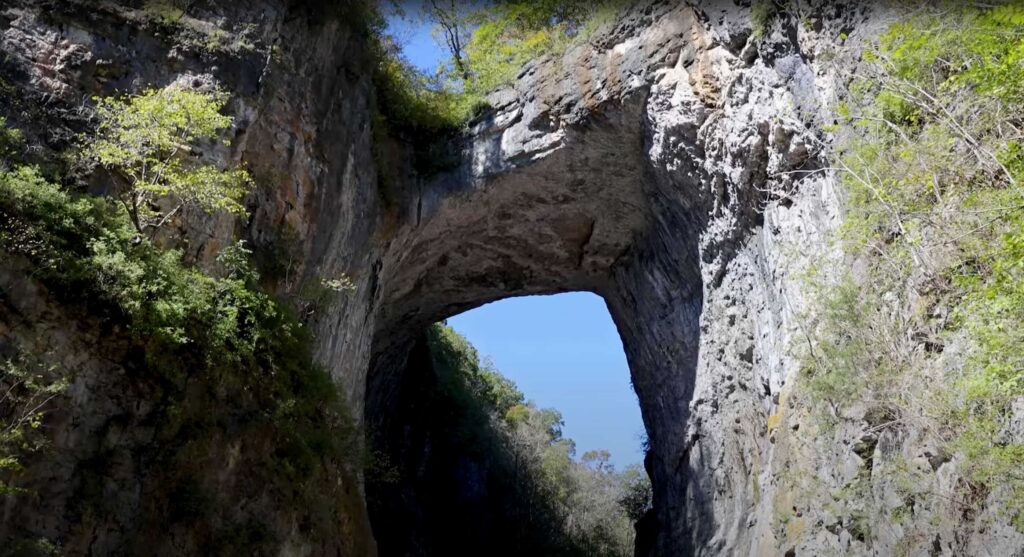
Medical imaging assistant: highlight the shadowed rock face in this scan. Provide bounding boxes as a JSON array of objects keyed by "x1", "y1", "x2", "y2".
[{"x1": 4, "y1": 0, "x2": 1024, "y2": 555}]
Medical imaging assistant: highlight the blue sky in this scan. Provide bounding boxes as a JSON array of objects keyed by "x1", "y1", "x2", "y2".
[
  {"x1": 385, "y1": 7, "x2": 450, "y2": 74},
  {"x1": 449, "y1": 294, "x2": 645, "y2": 469},
  {"x1": 385, "y1": 12, "x2": 646, "y2": 470}
]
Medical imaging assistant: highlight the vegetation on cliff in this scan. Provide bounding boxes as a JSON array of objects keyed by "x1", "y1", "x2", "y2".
[
  {"x1": 364, "y1": 0, "x2": 630, "y2": 203},
  {"x1": 370, "y1": 0, "x2": 627, "y2": 135},
  {"x1": 0, "y1": 90, "x2": 369, "y2": 553},
  {"x1": 799, "y1": 1, "x2": 1024, "y2": 537},
  {"x1": 83, "y1": 87, "x2": 253, "y2": 234}
]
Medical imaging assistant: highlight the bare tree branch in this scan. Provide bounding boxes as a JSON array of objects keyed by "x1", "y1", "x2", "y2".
[{"x1": 428, "y1": 0, "x2": 470, "y2": 80}]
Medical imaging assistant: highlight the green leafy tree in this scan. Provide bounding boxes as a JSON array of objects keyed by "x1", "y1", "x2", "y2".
[
  {"x1": 582, "y1": 449, "x2": 613, "y2": 472},
  {"x1": 0, "y1": 116, "x2": 24, "y2": 169},
  {"x1": 617, "y1": 463, "x2": 652, "y2": 522},
  {"x1": 85, "y1": 86, "x2": 252, "y2": 234},
  {"x1": 0, "y1": 358, "x2": 69, "y2": 497},
  {"x1": 460, "y1": 1, "x2": 594, "y2": 98}
]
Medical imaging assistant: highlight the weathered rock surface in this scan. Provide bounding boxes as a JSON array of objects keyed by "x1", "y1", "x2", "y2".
[{"x1": 2, "y1": 0, "x2": 1023, "y2": 555}]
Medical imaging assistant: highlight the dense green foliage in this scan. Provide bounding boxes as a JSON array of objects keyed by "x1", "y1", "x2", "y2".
[
  {"x1": 369, "y1": 33, "x2": 469, "y2": 137},
  {"x1": 371, "y1": 0, "x2": 627, "y2": 136},
  {"x1": 802, "y1": 2, "x2": 1024, "y2": 529},
  {"x1": 1, "y1": 165, "x2": 273, "y2": 366},
  {"x1": 0, "y1": 111, "x2": 364, "y2": 550},
  {"x1": 457, "y1": 1, "x2": 620, "y2": 103},
  {"x1": 362, "y1": 0, "x2": 628, "y2": 198},
  {"x1": 0, "y1": 116, "x2": 23, "y2": 166},
  {"x1": 83, "y1": 87, "x2": 252, "y2": 233}
]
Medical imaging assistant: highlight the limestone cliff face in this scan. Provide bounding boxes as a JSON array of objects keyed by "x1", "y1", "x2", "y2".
[{"x1": 2, "y1": 1, "x2": 1024, "y2": 556}]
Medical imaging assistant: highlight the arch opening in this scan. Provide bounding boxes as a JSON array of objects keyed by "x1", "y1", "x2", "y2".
[
  {"x1": 447, "y1": 292, "x2": 644, "y2": 470},
  {"x1": 365, "y1": 291, "x2": 655, "y2": 556}
]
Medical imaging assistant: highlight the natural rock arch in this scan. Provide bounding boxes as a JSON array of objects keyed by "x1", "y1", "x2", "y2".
[
  {"x1": 0, "y1": 0, "x2": 856, "y2": 553},
  {"x1": 353, "y1": 1, "x2": 845, "y2": 552},
  {"x1": 363, "y1": 87, "x2": 707, "y2": 552},
  {"x1": 360, "y1": 4, "x2": 730, "y2": 551}
]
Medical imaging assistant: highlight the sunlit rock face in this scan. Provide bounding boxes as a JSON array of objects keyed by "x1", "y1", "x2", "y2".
[{"x1": 3, "y1": 0, "x2": 1024, "y2": 555}]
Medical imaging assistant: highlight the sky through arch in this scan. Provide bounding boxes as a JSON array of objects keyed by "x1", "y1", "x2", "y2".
[{"x1": 448, "y1": 293, "x2": 645, "y2": 469}]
